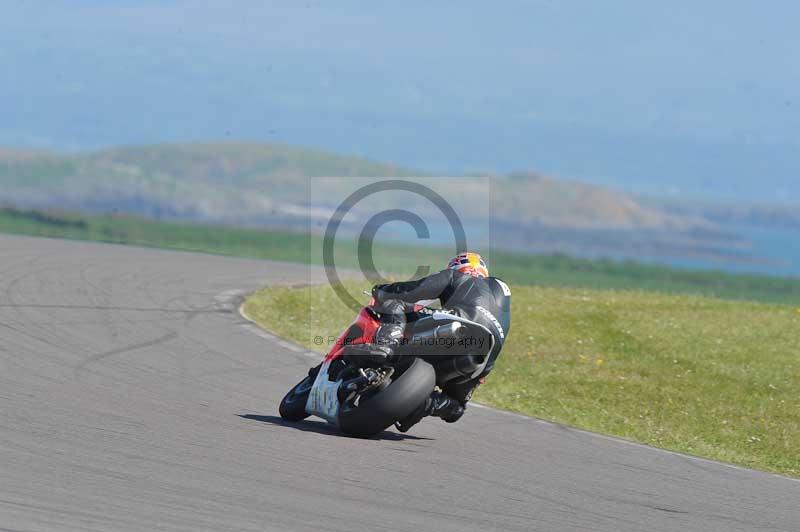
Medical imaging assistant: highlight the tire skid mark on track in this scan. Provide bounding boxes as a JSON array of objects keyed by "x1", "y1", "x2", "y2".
[
  {"x1": 74, "y1": 331, "x2": 179, "y2": 371},
  {"x1": 0, "y1": 303, "x2": 228, "y2": 314}
]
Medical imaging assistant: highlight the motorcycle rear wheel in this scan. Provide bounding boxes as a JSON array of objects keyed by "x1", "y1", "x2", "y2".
[{"x1": 338, "y1": 357, "x2": 435, "y2": 438}]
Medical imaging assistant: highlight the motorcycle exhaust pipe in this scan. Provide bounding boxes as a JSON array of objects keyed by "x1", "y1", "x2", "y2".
[
  {"x1": 434, "y1": 354, "x2": 483, "y2": 386},
  {"x1": 411, "y1": 321, "x2": 464, "y2": 342}
]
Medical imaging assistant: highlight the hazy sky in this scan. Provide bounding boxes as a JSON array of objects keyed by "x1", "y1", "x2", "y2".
[{"x1": 2, "y1": 1, "x2": 798, "y2": 201}]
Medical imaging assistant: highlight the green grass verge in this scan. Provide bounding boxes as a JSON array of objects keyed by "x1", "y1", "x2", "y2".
[
  {"x1": 2, "y1": 206, "x2": 800, "y2": 304},
  {"x1": 243, "y1": 281, "x2": 800, "y2": 477}
]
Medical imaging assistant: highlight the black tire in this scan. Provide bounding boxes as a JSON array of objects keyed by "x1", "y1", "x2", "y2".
[
  {"x1": 279, "y1": 374, "x2": 314, "y2": 421},
  {"x1": 338, "y1": 358, "x2": 436, "y2": 438}
]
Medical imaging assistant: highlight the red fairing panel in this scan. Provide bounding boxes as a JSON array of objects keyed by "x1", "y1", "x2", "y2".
[{"x1": 324, "y1": 303, "x2": 381, "y2": 362}]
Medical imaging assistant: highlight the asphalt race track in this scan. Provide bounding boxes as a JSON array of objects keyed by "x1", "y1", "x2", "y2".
[{"x1": 1, "y1": 234, "x2": 798, "y2": 532}]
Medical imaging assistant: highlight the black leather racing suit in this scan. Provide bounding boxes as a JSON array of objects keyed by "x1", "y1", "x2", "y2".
[{"x1": 372, "y1": 269, "x2": 511, "y2": 404}]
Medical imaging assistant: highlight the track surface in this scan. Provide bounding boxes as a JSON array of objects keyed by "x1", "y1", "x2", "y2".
[{"x1": 0, "y1": 234, "x2": 798, "y2": 532}]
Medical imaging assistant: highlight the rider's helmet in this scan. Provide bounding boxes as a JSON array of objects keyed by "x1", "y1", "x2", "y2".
[{"x1": 447, "y1": 252, "x2": 489, "y2": 278}]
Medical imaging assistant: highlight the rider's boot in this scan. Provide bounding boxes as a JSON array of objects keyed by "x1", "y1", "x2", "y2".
[
  {"x1": 430, "y1": 391, "x2": 466, "y2": 423},
  {"x1": 395, "y1": 392, "x2": 465, "y2": 432}
]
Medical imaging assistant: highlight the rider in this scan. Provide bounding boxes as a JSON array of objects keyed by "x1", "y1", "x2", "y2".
[{"x1": 371, "y1": 252, "x2": 511, "y2": 432}]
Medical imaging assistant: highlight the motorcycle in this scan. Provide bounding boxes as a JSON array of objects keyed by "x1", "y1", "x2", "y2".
[{"x1": 278, "y1": 297, "x2": 495, "y2": 437}]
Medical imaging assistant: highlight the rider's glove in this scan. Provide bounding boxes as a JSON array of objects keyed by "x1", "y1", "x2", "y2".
[{"x1": 371, "y1": 284, "x2": 391, "y2": 304}]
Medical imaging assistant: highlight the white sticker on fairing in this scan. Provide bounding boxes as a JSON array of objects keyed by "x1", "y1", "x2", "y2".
[
  {"x1": 495, "y1": 279, "x2": 511, "y2": 297},
  {"x1": 305, "y1": 360, "x2": 342, "y2": 424}
]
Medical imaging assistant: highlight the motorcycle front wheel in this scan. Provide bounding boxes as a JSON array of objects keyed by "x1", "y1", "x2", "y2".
[{"x1": 278, "y1": 367, "x2": 318, "y2": 421}]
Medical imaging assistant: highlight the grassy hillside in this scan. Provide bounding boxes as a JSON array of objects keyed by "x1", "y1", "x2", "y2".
[
  {"x1": 1, "y1": 206, "x2": 800, "y2": 304},
  {"x1": 243, "y1": 282, "x2": 800, "y2": 477},
  {"x1": 92, "y1": 143, "x2": 416, "y2": 183},
  {"x1": 0, "y1": 141, "x2": 764, "y2": 269},
  {"x1": 0, "y1": 143, "x2": 417, "y2": 224},
  {"x1": 0, "y1": 143, "x2": 415, "y2": 186},
  {"x1": 0, "y1": 142, "x2": 713, "y2": 231}
]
